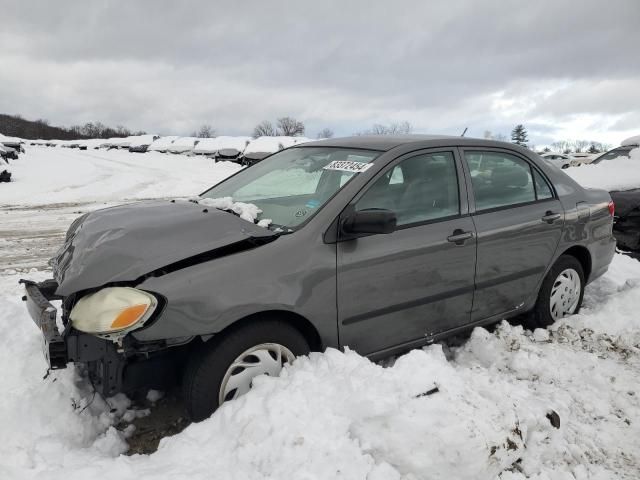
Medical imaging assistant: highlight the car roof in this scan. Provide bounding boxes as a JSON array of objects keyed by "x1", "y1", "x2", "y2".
[{"x1": 296, "y1": 134, "x2": 524, "y2": 152}]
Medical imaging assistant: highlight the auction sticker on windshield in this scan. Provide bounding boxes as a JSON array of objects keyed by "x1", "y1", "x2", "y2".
[{"x1": 323, "y1": 160, "x2": 373, "y2": 173}]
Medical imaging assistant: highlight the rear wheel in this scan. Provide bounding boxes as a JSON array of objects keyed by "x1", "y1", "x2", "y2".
[
  {"x1": 531, "y1": 255, "x2": 585, "y2": 328},
  {"x1": 182, "y1": 319, "x2": 310, "y2": 422}
]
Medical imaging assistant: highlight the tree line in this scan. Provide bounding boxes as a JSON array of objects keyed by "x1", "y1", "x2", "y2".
[
  {"x1": 0, "y1": 114, "x2": 144, "y2": 140},
  {"x1": 484, "y1": 124, "x2": 612, "y2": 154}
]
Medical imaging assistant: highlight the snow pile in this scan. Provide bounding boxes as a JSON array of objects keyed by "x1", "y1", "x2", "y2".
[
  {"x1": 621, "y1": 135, "x2": 640, "y2": 147},
  {"x1": 196, "y1": 196, "x2": 264, "y2": 223},
  {"x1": 1, "y1": 254, "x2": 640, "y2": 478},
  {"x1": 565, "y1": 147, "x2": 640, "y2": 191}
]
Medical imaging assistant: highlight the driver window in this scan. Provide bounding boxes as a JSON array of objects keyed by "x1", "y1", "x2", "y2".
[{"x1": 355, "y1": 152, "x2": 460, "y2": 226}]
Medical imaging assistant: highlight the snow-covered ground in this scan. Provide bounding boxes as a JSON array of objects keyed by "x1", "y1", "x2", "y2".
[{"x1": 1, "y1": 147, "x2": 639, "y2": 479}]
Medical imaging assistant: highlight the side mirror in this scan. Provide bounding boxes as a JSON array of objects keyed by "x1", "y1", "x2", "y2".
[{"x1": 342, "y1": 209, "x2": 397, "y2": 235}]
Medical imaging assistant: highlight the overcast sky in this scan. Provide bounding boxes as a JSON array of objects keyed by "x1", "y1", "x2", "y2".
[{"x1": 1, "y1": 0, "x2": 638, "y2": 146}]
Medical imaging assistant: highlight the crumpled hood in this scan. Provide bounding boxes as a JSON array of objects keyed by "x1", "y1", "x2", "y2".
[
  {"x1": 52, "y1": 200, "x2": 276, "y2": 296},
  {"x1": 610, "y1": 188, "x2": 640, "y2": 218}
]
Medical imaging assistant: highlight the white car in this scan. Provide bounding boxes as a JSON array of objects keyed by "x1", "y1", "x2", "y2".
[{"x1": 540, "y1": 153, "x2": 572, "y2": 169}]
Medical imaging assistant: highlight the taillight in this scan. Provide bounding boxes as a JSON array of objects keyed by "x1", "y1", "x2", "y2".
[{"x1": 608, "y1": 200, "x2": 615, "y2": 217}]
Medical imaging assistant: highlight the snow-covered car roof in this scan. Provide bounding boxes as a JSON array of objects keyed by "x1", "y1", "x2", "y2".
[
  {"x1": 192, "y1": 136, "x2": 252, "y2": 155},
  {"x1": 167, "y1": 137, "x2": 199, "y2": 153},
  {"x1": 0, "y1": 133, "x2": 23, "y2": 145},
  {"x1": 111, "y1": 137, "x2": 134, "y2": 148},
  {"x1": 244, "y1": 136, "x2": 312, "y2": 157},
  {"x1": 621, "y1": 135, "x2": 640, "y2": 147},
  {"x1": 147, "y1": 136, "x2": 180, "y2": 151},
  {"x1": 129, "y1": 135, "x2": 160, "y2": 148}
]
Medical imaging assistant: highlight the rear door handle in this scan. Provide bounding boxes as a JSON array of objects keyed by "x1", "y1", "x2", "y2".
[
  {"x1": 541, "y1": 211, "x2": 561, "y2": 224},
  {"x1": 447, "y1": 229, "x2": 474, "y2": 245}
]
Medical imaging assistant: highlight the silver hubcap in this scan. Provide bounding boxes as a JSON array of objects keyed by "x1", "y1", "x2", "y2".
[
  {"x1": 549, "y1": 268, "x2": 581, "y2": 320},
  {"x1": 219, "y1": 343, "x2": 295, "y2": 404}
]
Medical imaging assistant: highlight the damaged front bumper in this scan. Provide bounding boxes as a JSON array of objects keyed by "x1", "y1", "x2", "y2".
[{"x1": 21, "y1": 279, "x2": 183, "y2": 396}]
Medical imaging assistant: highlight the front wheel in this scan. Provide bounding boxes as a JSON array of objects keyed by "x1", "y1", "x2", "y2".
[
  {"x1": 531, "y1": 255, "x2": 585, "y2": 328},
  {"x1": 182, "y1": 320, "x2": 310, "y2": 422}
]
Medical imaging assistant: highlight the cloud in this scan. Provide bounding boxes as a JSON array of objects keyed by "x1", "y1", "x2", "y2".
[{"x1": 0, "y1": 0, "x2": 638, "y2": 143}]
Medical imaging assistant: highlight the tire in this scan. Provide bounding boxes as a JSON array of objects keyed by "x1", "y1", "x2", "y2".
[
  {"x1": 183, "y1": 319, "x2": 310, "y2": 422},
  {"x1": 531, "y1": 254, "x2": 585, "y2": 329}
]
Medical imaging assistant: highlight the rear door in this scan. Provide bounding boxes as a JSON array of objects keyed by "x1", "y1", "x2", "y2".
[
  {"x1": 461, "y1": 148, "x2": 564, "y2": 321},
  {"x1": 336, "y1": 149, "x2": 477, "y2": 355}
]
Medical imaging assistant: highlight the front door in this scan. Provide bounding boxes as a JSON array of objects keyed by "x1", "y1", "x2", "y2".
[
  {"x1": 462, "y1": 149, "x2": 564, "y2": 320},
  {"x1": 337, "y1": 150, "x2": 477, "y2": 355}
]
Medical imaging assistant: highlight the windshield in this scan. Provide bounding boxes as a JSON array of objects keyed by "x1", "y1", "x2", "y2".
[
  {"x1": 593, "y1": 147, "x2": 633, "y2": 164},
  {"x1": 201, "y1": 147, "x2": 380, "y2": 230}
]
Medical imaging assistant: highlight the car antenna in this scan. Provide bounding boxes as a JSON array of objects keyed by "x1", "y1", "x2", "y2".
[{"x1": 460, "y1": 127, "x2": 468, "y2": 137}]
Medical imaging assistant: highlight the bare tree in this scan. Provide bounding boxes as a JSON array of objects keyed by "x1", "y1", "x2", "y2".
[
  {"x1": 253, "y1": 120, "x2": 277, "y2": 138},
  {"x1": 354, "y1": 121, "x2": 413, "y2": 136},
  {"x1": 196, "y1": 124, "x2": 216, "y2": 138},
  {"x1": 277, "y1": 117, "x2": 305, "y2": 136},
  {"x1": 483, "y1": 130, "x2": 493, "y2": 140},
  {"x1": 317, "y1": 128, "x2": 334, "y2": 139},
  {"x1": 574, "y1": 140, "x2": 589, "y2": 153},
  {"x1": 494, "y1": 133, "x2": 508, "y2": 142}
]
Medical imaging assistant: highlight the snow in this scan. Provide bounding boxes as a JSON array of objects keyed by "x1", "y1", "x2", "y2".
[
  {"x1": 621, "y1": 135, "x2": 640, "y2": 147},
  {"x1": 565, "y1": 147, "x2": 640, "y2": 191},
  {"x1": 147, "y1": 136, "x2": 179, "y2": 152},
  {"x1": 167, "y1": 137, "x2": 198, "y2": 154},
  {"x1": 1, "y1": 147, "x2": 640, "y2": 478},
  {"x1": 244, "y1": 136, "x2": 311, "y2": 156},
  {"x1": 196, "y1": 196, "x2": 263, "y2": 223},
  {"x1": 0, "y1": 147, "x2": 242, "y2": 206},
  {"x1": 129, "y1": 135, "x2": 159, "y2": 148},
  {"x1": 192, "y1": 136, "x2": 252, "y2": 155}
]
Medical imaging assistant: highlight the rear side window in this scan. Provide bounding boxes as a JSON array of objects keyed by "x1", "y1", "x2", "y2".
[
  {"x1": 533, "y1": 169, "x2": 553, "y2": 200},
  {"x1": 465, "y1": 151, "x2": 538, "y2": 210},
  {"x1": 356, "y1": 151, "x2": 460, "y2": 226}
]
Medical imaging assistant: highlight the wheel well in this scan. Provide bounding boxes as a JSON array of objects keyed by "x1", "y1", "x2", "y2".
[
  {"x1": 561, "y1": 246, "x2": 592, "y2": 281},
  {"x1": 213, "y1": 310, "x2": 323, "y2": 352}
]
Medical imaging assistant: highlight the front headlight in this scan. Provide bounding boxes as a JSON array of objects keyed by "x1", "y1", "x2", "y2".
[{"x1": 70, "y1": 287, "x2": 158, "y2": 337}]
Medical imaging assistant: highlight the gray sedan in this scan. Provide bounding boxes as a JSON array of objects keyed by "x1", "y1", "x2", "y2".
[{"x1": 23, "y1": 135, "x2": 616, "y2": 421}]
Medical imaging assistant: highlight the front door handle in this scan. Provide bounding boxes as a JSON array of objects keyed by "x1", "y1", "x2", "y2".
[
  {"x1": 447, "y1": 229, "x2": 474, "y2": 245},
  {"x1": 541, "y1": 211, "x2": 561, "y2": 224}
]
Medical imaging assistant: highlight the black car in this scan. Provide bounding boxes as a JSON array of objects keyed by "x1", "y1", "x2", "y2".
[{"x1": 592, "y1": 142, "x2": 640, "y2": 252}]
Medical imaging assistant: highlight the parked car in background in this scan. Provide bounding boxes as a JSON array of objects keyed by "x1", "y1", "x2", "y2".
[
  {"x1": 129, "y1": 135, "x2": 160, "y2": 153},
  {"x1": 193, "y1": 136, "x2": 252, "y2": 162},
  {"x1": 167, "y1": 136, "x2": 199, "y2": 154},
  {"x1": 147, "y1": 136, "x2": 180, "y2": 153},
  {"x1": 0, "y1": 145, "x2": 11, "y2": 182},
  {"x1": 540, "y1": 152, "x2": 572, "y2": 169},
  {"x1": 22, "y1": 135, "x2": 616, "y2": 421},
  {"x1": 569, "y1": 153, "x2": 596, "y2": 167},
  {"x1": 242, "y1": 136, "x2": 311, "y2": 165},
  {"x1": 590, "y1": 136, "x2": 640, "y2": 253}
]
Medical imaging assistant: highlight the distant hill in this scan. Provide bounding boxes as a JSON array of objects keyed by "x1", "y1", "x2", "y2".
[
  {"x1": 0, "y1": 114, "x2": 83, "y2": 140},
  {"x1": 0, "y1": 114, "x2": 140, "y2": 140}
]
